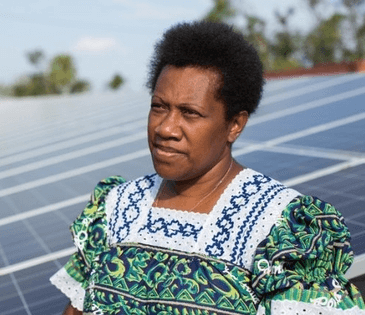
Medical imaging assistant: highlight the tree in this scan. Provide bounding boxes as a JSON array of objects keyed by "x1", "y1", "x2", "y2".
[
  {"x1": 71, "y1": 80, "x2": 90, "y2": 93},
  {"x1": 22, "y1": 50, "x2": 49, "y2": 95},
  {"x1": 108, "y1": 74, "x2": 124, "y2": 90},
  {"x1": 304, "y1": 0, "x2": 325, "y2": 23},
  {"x1": 269, "y1": 8, "x2": 303, "y2": 70},
  {"x1": 272, "y1": 8, "x2": 297, "y2": 59},
  {"x1": 49, "y1": 54, "x2": 76, "y2": 93},
  {"x1": 13, "y1": 51, "x2": 90, "y2": 97},
  {"x1": 242, "y1": 15, "x2": 271, "y2": 69},
  {"x1": 27, "y1": 50, "x2": 45, "y2": 72},
  {"x1": 203, "y1": 0, "x2": 235, "y2": 23},
  {"x1": 342, "y1": 0, "x2": 365, "y2": 59},
  {"x1": 305, "y1": 13, "x2": 345, "y2": 64}
]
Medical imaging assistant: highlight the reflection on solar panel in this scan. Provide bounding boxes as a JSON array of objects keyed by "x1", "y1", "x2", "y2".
[{"x1": 1, "y1": 74, "x2": 365, "y2": 314}]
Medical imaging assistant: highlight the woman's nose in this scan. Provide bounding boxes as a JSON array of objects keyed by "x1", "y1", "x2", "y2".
[{"x1": 155, "y1": 111, "x2": 182, "y2": 140}]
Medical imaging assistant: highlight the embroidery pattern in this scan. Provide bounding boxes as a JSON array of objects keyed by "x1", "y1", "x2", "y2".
[
  {"x1": 82, "y1": 244, "x2": 258, "y2": 315},
  {"x1": 205, "y1": 173, "x2": 287, "y2": 265},
  {"x1": 138, "y1": 211, "x2": 203, "y2": 240},
  {"x1": 112, "y1": 174, "x2": 155, "y2": 242}
]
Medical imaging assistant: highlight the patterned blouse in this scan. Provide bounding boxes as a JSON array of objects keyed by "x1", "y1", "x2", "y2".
[{"x1": 50, "y1": 169, "x2": 365, "y2": 314}]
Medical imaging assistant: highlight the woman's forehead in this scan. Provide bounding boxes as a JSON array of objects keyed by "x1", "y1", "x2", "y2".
[{"x1": 154, "y1": 65, "x2": 221, "y2": 96}]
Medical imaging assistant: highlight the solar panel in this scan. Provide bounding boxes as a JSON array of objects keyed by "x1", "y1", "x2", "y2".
[{"x1": 1, "y1": 73, "x2": 364, "y2": 314}]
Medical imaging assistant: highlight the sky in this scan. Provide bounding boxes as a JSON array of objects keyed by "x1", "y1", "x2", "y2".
[{"x1": 1, "y1": 0, "x2": 337, "y2": 93}]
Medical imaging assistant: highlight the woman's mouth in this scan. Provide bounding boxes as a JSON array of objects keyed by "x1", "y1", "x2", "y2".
[{"x1": 153, "y1": 144, "x2": 184, "y2": 159}]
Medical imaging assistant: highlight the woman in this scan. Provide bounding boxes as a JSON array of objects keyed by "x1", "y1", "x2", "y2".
[{"x1": 52, "y1": 21, "x2": 365, "y2": 315}]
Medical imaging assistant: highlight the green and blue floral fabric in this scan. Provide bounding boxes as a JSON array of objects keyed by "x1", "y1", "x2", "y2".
[{"x1": 60, "y1": 176, "x2": 365, "y2": 314}]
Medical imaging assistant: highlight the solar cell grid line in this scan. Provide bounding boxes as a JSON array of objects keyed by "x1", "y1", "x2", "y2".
[
  {"x1": 0, "y1": 96, "x2": 147, "y2": 144},
  {"x1": 285, "y1": 119, "x2": 365, "y2": 153},
  {"x1": 235, "y1": 140, "x2": 364, "y2": 161},
  {"x1": 0, "y1": 258, "x2": 71, "y2": 315},
  {"x1": 262, "y1": 74, "x2": 352, "y2": 96},
  {"x1": 258, "y1": 84, "x2": 365, "y2": 122},
  {"x1": 0, "y1": 91, "x2": 148, "y2": 142},
  {"x1": 4, "y1": 92, "x2": 150, "y2": 133},
  {"x1": 243, "y1": 102, "x2": 365, "y2": 143},
  {"x1": 261, "y1": 76, "x2": 313, "y2": 94},
  {"x1": 0, "y1": 117, "x2": 148, "y2": 169},
  {"x1": 0, "y1": 111, "x2": 148, "y2": 164},
  {"x1": 0, "y1": 94, "x2": 150, "y2": 158},
  {"x1": 0, "y1": 130, "x2": 147, "y2": 180},
  {"x1": 247, "y1": 85, "x2": 365, "y2": 126},
  {"x1": 261, "y1": 73, "x2": 365, "y2": 106},
  {"x1": 0, "y1": 240, "x2": 32, "y2": 315},
  {"x1": 0, "y1": 89, "x2": 146, "y2": 137},
  {"x1": 0, "y1": 195, "x2": 89, "y2": 227},
  {"x1": 0, "y1": 118, "x2": 147, "y2": 169}
]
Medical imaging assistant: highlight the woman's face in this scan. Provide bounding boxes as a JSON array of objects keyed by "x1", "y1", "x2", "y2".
[{"x1": 148, "y1": 65, "x2": 238, "y2": 182}]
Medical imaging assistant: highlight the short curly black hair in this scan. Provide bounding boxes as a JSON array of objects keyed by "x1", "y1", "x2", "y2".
[{"x1": 146, "y1": 21, "x2": 264, "y2": 120}]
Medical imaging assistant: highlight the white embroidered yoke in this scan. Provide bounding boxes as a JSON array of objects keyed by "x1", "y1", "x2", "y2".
[{"x1": 105, "y1": 168, "x2": 300, "y2": 271}]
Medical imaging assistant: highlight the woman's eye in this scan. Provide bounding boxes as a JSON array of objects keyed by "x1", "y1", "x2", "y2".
[
  {"x1": 182, "y1": 108, "x2": 200, "y2": 117},
  {"x1": 151, "y1": 103, "x2": 164, "y2": 111}
]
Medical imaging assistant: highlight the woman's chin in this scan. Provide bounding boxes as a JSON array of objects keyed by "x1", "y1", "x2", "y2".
[
  {"x1": 153, "y1": 163, "x2": 192, "y2": 181},
  {"x1": 154, "y1": 166, "x2": 182, "y2": 181}
]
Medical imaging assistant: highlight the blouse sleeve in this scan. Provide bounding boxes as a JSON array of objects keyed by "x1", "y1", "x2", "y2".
[
  {"x1": 251, "y1": 195, "x2": 365, "y2": 315},
  {"x1": 50, "y1": 176, "x2": 125, "y2": 311}
]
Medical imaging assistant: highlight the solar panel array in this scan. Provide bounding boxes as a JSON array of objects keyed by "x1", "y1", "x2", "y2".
[{"x1": 1, "y1": 73, "x2": 365, "y2": 315}]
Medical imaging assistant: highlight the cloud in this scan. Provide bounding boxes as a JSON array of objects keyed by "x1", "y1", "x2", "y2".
[{"x1": 73, "y1": 37, "x2": 118, "y2": 53}]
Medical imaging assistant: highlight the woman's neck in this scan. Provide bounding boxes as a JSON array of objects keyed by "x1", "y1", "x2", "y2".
[{"x1": 154, "y1": 159, "x2": 244, "y2": 213}]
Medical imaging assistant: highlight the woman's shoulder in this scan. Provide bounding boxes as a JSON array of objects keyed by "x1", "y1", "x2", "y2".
[
  {"x1": 69, "y1": 174, "x2": 159, "y2": 252},
  {"x1": 231, "y1": 168, "x2": 302, "y2": 215},
  {"x1": 235, "y1": 168, "x2": 295, "y2": 192},
  {"x1": 104, "y1": 173, "x2": 160, "y2": 208},
  {"x1": 235, "y1": 169, "x2": 343, "y2": 218},
  {"x1": 90, "y1": 175, "x2": 127, "y2": 202},
  {"x1": 251, "y1": 194, "x2": 362, "y2": 313},
  {"x1": 87, "y1": 174, "x2": 159, "y2": 209}
]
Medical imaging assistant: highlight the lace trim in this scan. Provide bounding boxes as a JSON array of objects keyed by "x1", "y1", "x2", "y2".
[
  {"x1": 200, "y1": 169, "x2": 299, "y2": 269},
  {"x1": 105, "y1": 169, "x2": 300, "y2": 269},
  {"x1": 50, "y1": 267, "x2": 85, "y2": 311},
  {"x1": 269, "y1": 299, "x2": 365, "y2": 314}
]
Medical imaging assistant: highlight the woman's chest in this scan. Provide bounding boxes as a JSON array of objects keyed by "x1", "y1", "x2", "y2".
[
  {"x1": 84, "y1": 243, "x2": 259, "y2": 315},
  {"x1": 104, "y1": 173, "x2": 300, "y2": 270}
]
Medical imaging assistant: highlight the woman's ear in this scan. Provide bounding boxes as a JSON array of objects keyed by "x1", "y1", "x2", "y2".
[{"x1": 227, "y1": 111, "x2": 249, "y2": 143}]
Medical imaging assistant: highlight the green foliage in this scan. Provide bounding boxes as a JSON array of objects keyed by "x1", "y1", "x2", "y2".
[
  {"x1": 304, "y1": 14, "x2": 345, "y2": 64},
  {"x1": 12, "y1": 51, "x2": 90, "y2": 97},
  {"x1": 272, "y1": 32, "x2": 296, "y2": 59},
  {"x1": 71, "y1": 80, "x2": 90, "y2": 94},
  {"x1": 201, "y1": 0, "x2": 365, "y2": 71},
  {"x1": 108, "y1": 74, "x2": 124, "y2": 90},
  {"x1": 269, "y1": 7, "x2": 301, "y2": 68},
  {"x1": 0, "y1": 85, "x2": 12, "y2": 97},
  {"x1": 342, "y1": 0, "x2": 365, "y2": 59},
  {"x1": 203, "y1": 0, "x2": 235, "y2": 23},
  {"x1": 49, "y1": 55, "x2": 76, "y2": 92},
  {"x1": 270, "y1": 57, "x2": 303, "y2": 71},
  {"x1": 343, "y1": 0, "x2": 365, "y2": 8},
  {"x1": 27, "y1": 50, "x2": 44, "y2": 68},
  {"x1": 13, "y1": 74, "x2": 59, "y2": 97},
  {"x1": 243, "y1": 16, "x2": 270, "y2": 69}
]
